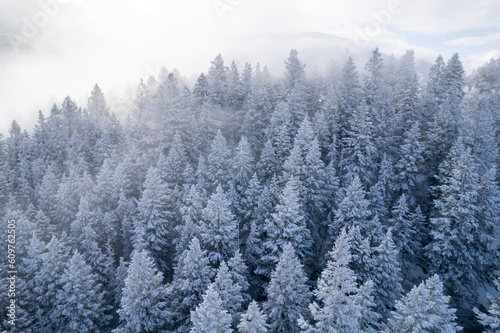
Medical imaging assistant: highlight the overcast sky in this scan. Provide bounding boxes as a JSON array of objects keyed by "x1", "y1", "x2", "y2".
[{"x1": 1, "y1": 0, "x2": 499, "y2": 135}]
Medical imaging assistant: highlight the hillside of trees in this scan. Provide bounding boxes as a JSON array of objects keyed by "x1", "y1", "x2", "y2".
[{"x1": 1, "y1": 48, "x2": 500, "y2": 332}]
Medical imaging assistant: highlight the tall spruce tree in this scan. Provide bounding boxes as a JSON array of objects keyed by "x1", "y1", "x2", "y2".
[
  {"x1": 386, "y1": 275, "x2": 460, "y2": 333},
  {"x1": 264, "y1": 243, "x2": 311, "y2": 333},
  {"x1": 199, "y1": 185, "x2": 239, "y2": 266},
  {"x1": 117, "y1": 250, "x2": 169, "y2": 333}
]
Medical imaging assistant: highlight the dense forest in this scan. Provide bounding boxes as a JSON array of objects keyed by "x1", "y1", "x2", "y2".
[{"x1": 1, "y1": 48, "x2": 500, "y2": 332}]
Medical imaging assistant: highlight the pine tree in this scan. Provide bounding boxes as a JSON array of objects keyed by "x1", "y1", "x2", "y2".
[
  {"x1": 372, "y1": 228, "x2": 403, "y2": 318},
  {"x1": 114, "y1": 257, "x2": 129, "y2": 308},
  {"x1": 167, "y1": 237, "x2": 215, "y2": 327},
  {"x1": 210, "y1": 261, "x2": 244, "y2": 324},
  {"x1": 158, "y1": 131, "x2": 189, "y2": 187},
  {"x1": 264, "y1": 243, "x2": 310, "y2": 332},
  {"x1": 190, "y1": 285, "x2": 233, "y2": 333},
  {"x1": 460, "y1": 94, "x2": 499, "y2": 174},
  {"x1": 394, "y1": 121, "x2": 424, "y2": 205},
  {"x1": 33, "y1": 236, "x2": 70, "y2": 331},
  {"x1": 427, "y1": 148, "x2": 482, "y2": 303},
  {"x1": 240, "y1": 172, "x2": 261, "y2": 237},
  {"x1": 300, "y1": 228, "x2": 380, "y2": 332},
  {"x1": 228, "y1": 250, "x2": 251, "y2": 302},
  {"x1": 13, "y1": 234, "x2": 45, "y2": 331},
  {"x1": 137, "y1": 166, "x2": 176, "y2": 272},
  {"x1": 238, "y1": 301, "x2": 269, "y2": 333},
  {"x1": 54, "y1": 251, "x2": 109, "y2": 332},
  {"x1": 337, "y1": 57, "x2": 363, "y2": 141},
  {"x1": 474, "y1": 167, "x2": 500, "y2": 280},
  {"x1": 227, "y1": 60, "x2": 244, "y2": 110},
  {"x1": 389, "y1": 194, "x2": 418, "y2": 273},
  {"x1": 284, "y1": 49, "x2": 308, "y2": 129},
  {"x1": 312, "y1": 110, "x2": 331, "y2": 157},
  {"x1": 394, "y1": 50, "x2": 421, "y2": 132},
  {"x1": 475, "y1": 276, "x2": 500, "y2": 332},
  {"x1": 134, "y1": 79, "x2": 150, "y2": 118},
  {"x1": 331, "y1": 176, "x2": 372, "y2": 238},
  {"x1": 207, "y1": 54, "x2": 228, "y2": 106},
  {"x1": 258, "y1": 102, "x2": 293, "y2": 179},
  {"x1": 200, "y1": 185, "x2": 238, "y2": 266},
  {"x1": 206, "y1": 130, "x2": 232, "y2": 190},
  {"x1": 233, "y1": 135, "x2": 254, "y2": 194},
  {"x1": 78, "y1": 224, "x2": 109, "y2": 285},
  {"x1": 386, "y1": 275, "x2": 460, "y2": 333},
  {"x1": 347, "y1": 225, "x2": 375, "y2": 285},
  {"x1": 369, "y1": 153, "x2": 395, "y2": 221},
  {"x1": 444, "y1": 53, "x2": 465, "y2": 117},
  {"x1": 117, "y1": 250, "x2": 169, "y2": 332},
  {"x1": 363, "y1": 47, "x2": 395, "y2": 155},
  {"x1": 341, "y1": 104, "x2": 377, "y2": 187},
  {"x1": 283, "y1": 117, "x2": 329, "y2": 235},
  {"x1": 261, "y1": 176, "x2": 312, "y2": 277},
  {"x1": 175, "y1": 184, "x2": 207, "y2": 261},
  {"x1": 37, "y1": 166, "x2": 59, "y2": 222},
  {"x1": 87, "y1": 83, "x2": 110, "y2": 122},
  {"x1": 193, "y1": 72, "x2": 210, "y2": 104},
  {"x1": 424, "y1": 55, "x2": 447, "y2": 111},
  {"x1": 55, "y1": 171, "x2": 80, "y2": 229}
]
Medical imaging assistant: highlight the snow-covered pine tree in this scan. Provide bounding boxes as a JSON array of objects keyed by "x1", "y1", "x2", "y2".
[
  {"x1": 238, "y1": 301, "x2": 269, "y2": 333},
  {"x1": 53, "y1": 251, "x2": 109, "y2": 332},
  {"x1": 227, "y1": 60, "x2": 244, "y2": 111},
  {"x1": 284, "y1": 49, "x2": 308, "y2": 131},
  {"x1": 175, "y1": 184, "x2": 207, "y2": 261},
  {"x1": 475, "y1": 276, "x2": 500, "y2": 332},
  {"x1": 210, "y1": 261, "x2": 244, "y2": 325},
  {"x1": 337, "y1": 57, "x2": 362, "y2": 142},
  {"x1": 37, "y1": 166, "x2": 59, "y2": 223},
  {"x1": 341, "y1": 103, "x2": 377, "y2": 187},
  {"x1": 233, "y1": 135, "x2": 255, "y2": 195},
  {"x1": 158, "y1": 131, "x2": 190, "y2": 188},
  {"x1": 394, "y1": 121, "x2": 425, "y2": 205},
  {"x1": 363, "y1": 47, "x2": 395, "y2": 156},
  {"x1": 347, "y1": 225, "x2": 376, "y2": 285},
  {"x1": 206, "y1": 130, "x2": 232, "y2": 191},
  {"x1": 283, "y1": 116, "x2": 329, "y2": 241},
  {"x1": 369, "y1": 153, "x2": 395, "y2": 222},
  {"x1": 257, "y1": 102, "x2": 294, "y2": 180},
  {"x1": 372, "y1": 228, "x2": 403, "y2": 319},
  {"x1": 207, "y1": 54, "x2": 228, "y2": 106},
  {"x1": 240, "y1": 172, "x2": 261, "y2": 237},
  {"x1": 193, "y1": 72, "x2": 210, "y2": 104},
  {"x1": 190, "y1": 285, "x2": 233, "y2": 333},
  {"x1": 137, "y1": 166, "x2": 176, "y2": 272},
  {"x1": 389, "y1": 194, "x2": 419, "y2": 275},
  {"x1": 330, "y1": 176, "x2": 372, "y2": 238},
  {"x1": 228, "y1": 249, "x2": 251, "y2": 302},
  {"x1": 473, "y1": 167, "x2": 500, "y2": 280},
  {"x1": 241, "y1": 65, "x2": 272, "y2": 152},
  {"x1": 199, "y1": 185, "x2": 238, "y2": 266},
  {"x1": 32, "y1": 236, "x2": 70, "y2": 331},
  {"x1": 114, "y1": 257, "x2": 129, "y2": 308},
  {"x1": 386, "y1": 275, "x2": 460, "y2": 333},
  {"x1": 117, "y1": 249, "x2": 169, "y2": 332},
  {"x1": 393, "y1": 50, "x2": 421, "y2": 133},
  {"x1": 299, "y1": 228, "x2": 380, "y2": 332},
  {"x1": 261, "y1": 176, "x2": 312, "y2": 277},
  {"x1": 427, "y1": 148, "x2": 482, "y2": 304},
  {"x1": 264, "y1": 243, "x2": 310, "y2": 332},
  {"x1": 167, "y1": 237, "x2": 214, "y2": 328}
]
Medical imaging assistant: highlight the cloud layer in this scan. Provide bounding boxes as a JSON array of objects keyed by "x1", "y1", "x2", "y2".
[{"x1": 0, "y1": 0, "x2": 499, "y2": 134}]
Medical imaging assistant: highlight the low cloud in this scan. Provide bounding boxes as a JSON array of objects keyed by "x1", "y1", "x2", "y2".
[{"x1": 0, "y1": 0, "x2": 499, "y2": 135}]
